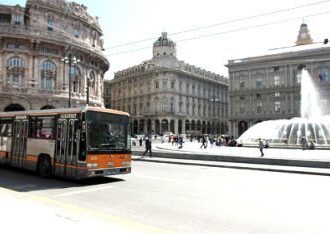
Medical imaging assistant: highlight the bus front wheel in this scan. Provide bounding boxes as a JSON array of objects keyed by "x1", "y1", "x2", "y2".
[{"x1": 37, "y1": 156, "x2": 52, "y2": 177}]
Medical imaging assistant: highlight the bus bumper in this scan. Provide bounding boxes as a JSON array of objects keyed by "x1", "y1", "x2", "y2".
[{"x1": 87, "y1": 167, "x2": 131, "y2": 177}]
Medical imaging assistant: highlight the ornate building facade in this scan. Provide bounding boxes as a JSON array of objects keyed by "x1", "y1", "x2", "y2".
[
  {"x1": 108, "y1": 32, "x2": 229, "y2": 136},
  {"x1": 227, "y1": 23, "x2": 330, "y2": 137},
  {"x1": 0, "y1": 0, "x2": 109, "y2": 111}
]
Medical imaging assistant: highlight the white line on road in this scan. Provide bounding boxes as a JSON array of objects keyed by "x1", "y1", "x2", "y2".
[{"x1": 55, "y1": 185, "x2": 113, "y2": 197}]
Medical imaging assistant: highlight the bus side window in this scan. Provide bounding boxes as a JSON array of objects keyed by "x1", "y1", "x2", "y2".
[
  {"x1": 35, "y1": 116, "x2": 55, "y2": 139},
  {"x1": 0, "y1": 121, "x2": 12, "y2": 137},
  {"x1": 29, "y1": 117, "x2": 37, "y2": 138}
]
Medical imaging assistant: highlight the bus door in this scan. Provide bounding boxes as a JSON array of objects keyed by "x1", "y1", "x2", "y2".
[
  {"x1": 10, "y1": 119, "x2": 28, "y2": 168},
  {"x1": 54, "y1": 118, "x2": 80, "y2": 178}
]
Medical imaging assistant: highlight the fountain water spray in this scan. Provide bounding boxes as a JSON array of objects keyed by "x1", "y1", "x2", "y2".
[{"x1": 237, "y1": 69, "x2": 330, "y2": 147}]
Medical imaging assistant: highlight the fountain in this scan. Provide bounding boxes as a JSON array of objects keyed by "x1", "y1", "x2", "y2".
[{"x1": 237, "y1": 69, "x2": 330, "y2": 148}]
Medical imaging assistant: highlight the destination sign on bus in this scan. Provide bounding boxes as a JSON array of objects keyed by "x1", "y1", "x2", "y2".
[
  {"x1": 15, "y1": 115, "x2": 27, "y2": 120},
  {"x1": 60, "y1": 113, "x2": 77, "y2": 118}
]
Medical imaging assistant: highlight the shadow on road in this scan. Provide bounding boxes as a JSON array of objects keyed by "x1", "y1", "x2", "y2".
[{"x1": 0, "y1": 165, "x2": 124, "y2": 192}]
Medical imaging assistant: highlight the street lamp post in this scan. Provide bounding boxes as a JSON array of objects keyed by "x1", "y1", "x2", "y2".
[
  {"x1": 85, "y1": 55, "x2": 96, "y2": 106},
  {"x1": 62, "y1": 45, "x2": 79, "y2": 108}
]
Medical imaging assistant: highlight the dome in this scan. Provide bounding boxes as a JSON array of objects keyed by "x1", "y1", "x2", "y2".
[
  {"x1": 152, "y1": 32, "x2": 176, "y2": 58},
  {"x1": 153, "y1": 32, "x2": 175, "y2": 47}
]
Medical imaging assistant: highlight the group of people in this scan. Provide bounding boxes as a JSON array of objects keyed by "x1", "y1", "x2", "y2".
[
  {"x1": 199, "y1": 135, "x2": 237, "y2": 149},
  {"x1": 301, "y1": 137, "x2": 316, "y2": 150},
  {"x1": 138, "y1": 134, "x2": 317, "y2": 158},
  {"x1": 168, "y1": 135, "x2": 185, "y2": 149}
]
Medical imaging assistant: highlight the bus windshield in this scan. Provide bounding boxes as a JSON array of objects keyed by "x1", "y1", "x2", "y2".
[{"x1": 86, "y1": 111, "x2": 130, "y2": 151}]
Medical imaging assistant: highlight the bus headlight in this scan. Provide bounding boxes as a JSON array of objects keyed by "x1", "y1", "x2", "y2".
[
  {"x1": 87, "y1": 163, "x2": 99, "y2": 168},
  {"x1": 122, "y1": 161, "x2": 131, "y2": 167}
]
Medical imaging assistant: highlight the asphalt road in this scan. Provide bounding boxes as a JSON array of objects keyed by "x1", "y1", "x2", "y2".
[{"x1": 1, "y1": 161, "x2": 330, "y2": 234}]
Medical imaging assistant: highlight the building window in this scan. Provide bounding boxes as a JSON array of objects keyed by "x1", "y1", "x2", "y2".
[
  {"x1": 41, "y1": 60, "x2": 56, "y2": 90},
  {"x1": 275, "y1": 92, "x2": 280, "y2": 97},
  {"x1": 274, "y1": 75, "x2": 280, "y2": 86},
  {"x1": 179, "y1": 81, "x2": 182, "y2": 91},
  {"x1": 275, "y1": 101, "x2": 281, "y2": 112},
  {"x1": 171, "y1": 81, "x2": 175, "y2": 89},
  {"x1": 14, "y1": 15, "x2": 23, "y2": 25},
  {"x1": 170, "y1": 97, "x2": 174, "y2": 112},
  {"x1": 256, "y1": 78, "x2": 262, "y2": 88},
  {"x1": 163, "y1": 81, "x2": 167, "y2": 89},
  {"x1": 7, "y1": 43, "x2": 27, "y2": 50},
  {"x1": 47, "y1": 19, "x2": 54, "y2": 31},
  {"x1": 296, "y1": 72, "x2": 302, "y2": 84},
  {"x1": 257, "y1": 102, "x2": 262, "y2": 113},
  {"x1": 155, "y1": 81, "x2": 159, "y2": 89},
  {"x1": 317, "y1": 63, "x2": 329, "y2": 82},
  {"x1": 6, "y1": 56, "x2": 24, "y2": 88},
  {"x1": 239, "y1": 80, "x2": 245, "y2": 88},
  {"x1": 240, "y1": 103, "x2": 245, "y2": 113},
  {"x1": 73, "y1": 29, "x2": 80, "y2": 38}
]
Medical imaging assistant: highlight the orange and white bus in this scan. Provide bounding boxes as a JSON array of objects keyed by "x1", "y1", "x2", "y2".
[{"x1": 0, "y1": 106, "x2": 131, "y2": 179}]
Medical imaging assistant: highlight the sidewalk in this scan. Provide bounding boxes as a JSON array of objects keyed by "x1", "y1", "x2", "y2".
[{"x1": 132, "y1": 142, "x2": 330, "y2": 175}]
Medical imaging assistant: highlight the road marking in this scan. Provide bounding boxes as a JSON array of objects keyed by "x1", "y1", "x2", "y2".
[
  {"x1": 134, "y1": 174, "x2": 183, "y2": 183},
  {"x1": 0, "y1": 187, "x2": 172, "y2": 234},
  {"x1": 55, "y1": 185, "x2": 113, "y2": 197}
]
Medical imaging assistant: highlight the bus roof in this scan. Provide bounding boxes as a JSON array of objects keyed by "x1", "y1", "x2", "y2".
[{"x1": 0, "y1": 106, "x2": 130, "y2": 118}]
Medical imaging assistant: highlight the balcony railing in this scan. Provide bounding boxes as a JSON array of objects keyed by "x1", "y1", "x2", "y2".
[{"x1": 0, "y1": 24, "x2": 107, "y2": 61}]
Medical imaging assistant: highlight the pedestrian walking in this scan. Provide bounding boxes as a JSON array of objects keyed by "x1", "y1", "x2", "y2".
[
  {"x1": 143, "y1": 136, "x2": 152, "y2": 157},
  {"x1": 178, "y1": 136, "x2": 183, "y2": 149},
  {"x1": 309, "y1": 140, "x2": 316, "y2": 150},
  {"x1": 301, "y1": 137, "x2": 308, "y2": 150},
  {"x1": 139, "y1": 137, "x2": 143, "y2": 146},
  {"x1": 258, "y1": 138, "x2": 265, "y2": 157},
  {"x1": 200, "y1": 135, "x2": 207, "y2": 149}
]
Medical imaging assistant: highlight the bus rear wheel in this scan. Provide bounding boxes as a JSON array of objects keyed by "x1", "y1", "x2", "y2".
[{"x1": 37, "y1": 156, "x2": 52, "y2": 177}]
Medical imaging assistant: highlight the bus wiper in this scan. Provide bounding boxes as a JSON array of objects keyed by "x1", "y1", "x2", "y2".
[{"x1": 95, "y1": 143, "x2": 116, "y2": 150}]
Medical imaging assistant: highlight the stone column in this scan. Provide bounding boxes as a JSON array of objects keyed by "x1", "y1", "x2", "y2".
[
  {"x1": 144, "y1": 119, "x2": 148, "y2": 134},
  {"x1": 34, "y1": 56, "x2": 39, "y2": 88},
  {"x1": 174, "y1": 118, "x2": 179, "y2": 135},
  {"x1": 151, "y1": 118, "x2": 155, "y2": 134},
  {"x1": 0, "y1": 53, "x2": 3, "y2": 89},
  {"x1": 182, "y1": 119, "x2": 186, "y2": 134}
]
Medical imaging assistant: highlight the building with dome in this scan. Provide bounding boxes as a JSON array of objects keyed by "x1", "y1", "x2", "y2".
[
  {"x1": 107, "y1": 32, "x2": 229, "y2": 136},
  {"x1": 0, "y1": 0, "x2": 109, "y2": 111},
  {"x1": 227, "y1": 23, "x2": 330, "y2": 138}
]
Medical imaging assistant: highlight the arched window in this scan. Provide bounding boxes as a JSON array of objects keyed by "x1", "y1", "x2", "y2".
[
  {"x1": 41, "y1": 60, "x2": 56, "y2": 90},
  {"x1": 6, "y1": 56, "x2": 24, "y2": 88},
  {"x1": 70, "y1": 66, "x2": 81, "y2": 93}
]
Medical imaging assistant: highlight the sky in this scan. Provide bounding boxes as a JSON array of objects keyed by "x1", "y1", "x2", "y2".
[{"x1": 3, "y1": 0, "x2": 330, "y2": 79}]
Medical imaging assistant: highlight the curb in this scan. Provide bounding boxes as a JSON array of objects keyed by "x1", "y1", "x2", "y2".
[
  {"x1": 132, "y1": 149, "x2": 330, "y2": 169},
  {"x1": 132, "y1": 156, "x2": 330, "y2": 177}
]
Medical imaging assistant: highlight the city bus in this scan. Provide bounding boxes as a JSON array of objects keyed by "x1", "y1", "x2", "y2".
[{"x1": 0, "y1": 106, "x2": 131, "y2": 179}]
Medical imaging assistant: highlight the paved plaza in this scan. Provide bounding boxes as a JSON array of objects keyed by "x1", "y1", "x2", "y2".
[{"x1": 152, "y1": 142, "x2": 330, "y2": 161}]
